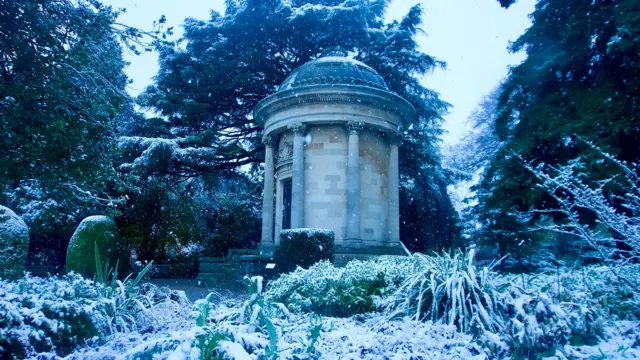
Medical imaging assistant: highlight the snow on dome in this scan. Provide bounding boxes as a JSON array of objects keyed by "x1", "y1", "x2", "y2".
[{"x1": 278, "y1": 51, "x2": 388, "y2": 92}]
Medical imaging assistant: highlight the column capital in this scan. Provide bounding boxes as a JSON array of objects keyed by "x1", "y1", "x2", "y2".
[
  {"x1": 288, "y1": 122, "x2": 307, "y2": 135},
  {"x1": 262, "y1": 134, "x2": 276, "y2": 147},
  {"x1": 346, "y1": 121, "x2": 364, "y2": 135},
  {"x1": 388, "y1": 132, "x2": 404, "y2": 146}
]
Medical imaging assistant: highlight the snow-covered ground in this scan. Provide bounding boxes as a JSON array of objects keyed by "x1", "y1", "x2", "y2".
[{"x1": 3, "y1": 256, "x2": 640, "y2": 359}]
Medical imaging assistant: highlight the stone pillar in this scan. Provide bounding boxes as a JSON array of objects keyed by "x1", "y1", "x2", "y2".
[
  {"x1": 346, "y1": 121, "x2": 363, "y2": 241},
  {"x1": 261, "y1": 135, "x2": 276, "y2": 249},
  {"x1": 388, "y1": 133, "x2": 402, "y2": 244},
  {"x1": 274, "y1": 175, "x2": 283, "y2": 245},
  {"x1": 289, "y1": 123, "x2": 306, "y2": 228}
]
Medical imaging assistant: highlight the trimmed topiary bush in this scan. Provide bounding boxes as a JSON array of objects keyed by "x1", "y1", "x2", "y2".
[
  {"x1": 278, "y1": 228, "x2": 334, "y2": 270},
  {"x1": 65, "y1": 216, "x2": 127, "y2": 277},
  {"x1": 0, "y1": 205, "x2": 30, "y2": 278}
]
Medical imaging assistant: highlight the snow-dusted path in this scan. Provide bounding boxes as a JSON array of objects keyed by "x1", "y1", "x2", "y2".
[{"x1": 143, "y1": 278, "x2": 246, "y2": 302}]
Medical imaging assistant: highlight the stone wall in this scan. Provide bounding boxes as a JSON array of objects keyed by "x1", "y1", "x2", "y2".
[
  {"x1": 359, "y1": 129, "x2": 389, "y2": 246},
  {"x1": 303, "y1": 125, "x2": 348, "y2": 241}
]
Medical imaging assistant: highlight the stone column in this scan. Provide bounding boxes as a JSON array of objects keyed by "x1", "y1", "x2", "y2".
[
  {"x1": 346, "y1": 121, "x2": 364, "y2": 241},
  {"x1": 261, "y1": 135, "x2": 276, "y2": 248},
  {"x1": 388, "y1": 133, "x2": 402, "y2": 244},
  {"x1": 274, "y1": 175, "x2": 283, "y2": 245},
  {"x1": 289, "y1": 123, "x2": 306, "y2": 228}
]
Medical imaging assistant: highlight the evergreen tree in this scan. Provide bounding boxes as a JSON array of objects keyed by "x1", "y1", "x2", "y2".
[
  {"x1": 478, "y1": 0, "x2": 640, "y2": 267},
  {"x1": 0, "y1": 0, "x2": 163, "y2": 262},
  {"x1": 127, "y1": 0, "x2": 459, "y2": 251}
]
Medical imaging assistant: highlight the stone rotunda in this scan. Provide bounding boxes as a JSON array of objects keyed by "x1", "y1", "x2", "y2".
[{"x1": 253, "y1": 50, "x2": 415, "y2": 265}]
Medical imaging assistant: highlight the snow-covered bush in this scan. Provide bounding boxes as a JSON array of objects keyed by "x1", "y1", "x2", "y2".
[
  {"x1": 499, "y1": 291, "x2": 604, "y2": 358},
  {"x1": 266, "y1": 256, "x2": 413, "y2": 316},
  {"x1": 506, "y1": 264, "x2": 640, "y2": 320},
  {"x1": 384, "y1": 249, "x2": 505, "y2": 333},
  {"x1": 382, "y1": 250, "x2": 609, "y2": 359},
  {"x1": 93, "y1": 251, "x2": 191, "y2": 334},
  {"x1": 277, "y1": 228, "x2": 333, "y2": 270},
  {"x1": 520, "y1": 139, "x2": 640, "y2": 273},
  {"x1": 0, "y1": 269, "x2": 189, "y2": 359},
  {"x1": 65, "y1": 215, "x2": 127, "y2": 276},
  {"x1": 0, "y1": 273, "x2": 106, "y2": 358},
  {"x1": 0, "y1": 205, "x2": 29, "y2": 278}
]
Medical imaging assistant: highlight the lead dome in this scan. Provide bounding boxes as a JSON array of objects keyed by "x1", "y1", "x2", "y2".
[{"x1": 278, "y1": 50, "x2": 389, "y2": 92}]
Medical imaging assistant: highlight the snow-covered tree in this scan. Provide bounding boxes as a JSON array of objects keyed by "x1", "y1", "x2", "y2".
[
  {"x1": 0, "y1": 0, "x2": 167, "y2": 262},
  {"x1": 473, "y1": 0, "x2": 640, "y2": 266}
]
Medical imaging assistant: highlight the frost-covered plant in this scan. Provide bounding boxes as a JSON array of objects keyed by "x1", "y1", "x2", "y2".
[
  {"x1": 384, "y1": 249, "x2": 506, "y2": 333},
  {"x1": 506, "y1": 264, "x2": 640, "y2": 320},
  {"x1": 119, "y1": 276, "x2": 297, "y2": 359},
  {"x1": 519, "y1": 138, "x2": 640, "y2": 281},
  {"x1": 0, "y1": 273, "x2": 106, "y2": 358},
  {"x1": 383, "y1": 250, "x2": 607, "y2": 359},
  {"x1": 267, "y1": 256, "x2": 413, "y2": 316},
  {"x1": 93, "y1": 242, "x2": 163, "y2": 334},
  {"x1": 0, "y1": 252, "x2": 189, "y2": 359},
  {"x1": 500, "y1": 291, "x2": 604, "y2": 359}
]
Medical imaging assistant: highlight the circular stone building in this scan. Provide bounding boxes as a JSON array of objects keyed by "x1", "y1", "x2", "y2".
[{"x1": 253, "y1": 50, "x2": 415, "y2": 265}]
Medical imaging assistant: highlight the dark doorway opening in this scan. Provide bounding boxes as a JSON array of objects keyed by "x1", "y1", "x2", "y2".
[{"x1": 282, "y1": 178, "x2": 292, "y2": 230}]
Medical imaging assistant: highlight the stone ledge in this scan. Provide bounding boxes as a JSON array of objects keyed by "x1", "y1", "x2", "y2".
[{"x1": 197, "y1": 248, "x2": 281, "y2": 286}]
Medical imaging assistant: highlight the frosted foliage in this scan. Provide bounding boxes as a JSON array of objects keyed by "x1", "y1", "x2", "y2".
[
  {"x1": 0, "y1": 273, "x2": 106, "y2": 358},
  {"x1": 266, "y1": 256, "x2": 413, "y2": 316},
  {"x1": 118, "y1": 136, "x2": 218, "y2": 174},
  {"x1": 6, "y1": 255, "x2": 640, "y2": 359},
  {"x1": 0, "y1": 205, "x2": 29, "y2": 276},
  {"x1": 0, "y1": 273, "x2": 191, "y2": 359},
  {"x1": 61, "y1": 272, "x2": 479, "y2": 360},
  {"x1": 520, "y1": 139, "x2": 640, "y2": 268}
]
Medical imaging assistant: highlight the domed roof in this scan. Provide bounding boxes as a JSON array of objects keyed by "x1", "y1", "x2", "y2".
[{"x1": 278, "y1": 50, "x2": 388, "y2": 92}]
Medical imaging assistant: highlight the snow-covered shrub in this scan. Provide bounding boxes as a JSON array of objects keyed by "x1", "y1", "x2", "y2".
[
  {"x1": 0, "y1": 273, "x2": 106, "y2": 358},
  {"x1": 520, "y1": 139, "x2": 640, "y2": 272},
  {"x1": 500, "y1": 291, "x2": 604, "y2": 358},
  {"x1": 65, "y1": 215, "x2": 127, "y2": 276},
  {"x1": 117, "y1": 276, "x2": 288, "y2": 359},
  {"x1": 266, "y1": 256, "x2": 413, "y2": 316},
  {"x1": 0, "y1": 205, "x2": 29, "y2": 278},
  {"x1": 506, "y1": 264, "x2": 640, "y2": 320},
  {"x1": 277, "y1": 228, "x2": 333, "y2": 270},
  {"x1": 384, "y1": 249, "x2": 505, "y2": 333},
  {"x1": 0, "y1": 267, "x2": 190, "y2": 359},
  {"x1": 92, "y1": 251, "x2": 189, "y2": 334},
  {"x1": 382, "y1": 250, "x2": 609, "y2": 359}
]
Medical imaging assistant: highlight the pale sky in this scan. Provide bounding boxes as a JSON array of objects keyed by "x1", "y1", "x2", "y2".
[{"x1": 105, "y1": 0, "x2": 535, "y2": 145}]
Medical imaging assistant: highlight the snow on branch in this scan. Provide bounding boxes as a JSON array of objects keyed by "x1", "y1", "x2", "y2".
[
  {"x1": 118, "y1": 136, "x2": 258, "y2": 177},
  {"x1": 516, "y1": 140, "x2": 640, "y2": 270}
]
